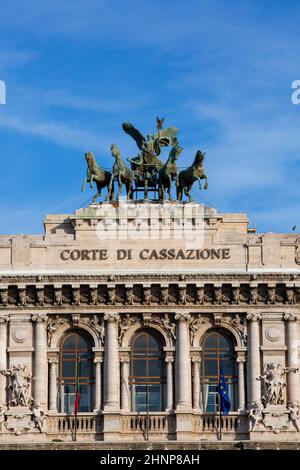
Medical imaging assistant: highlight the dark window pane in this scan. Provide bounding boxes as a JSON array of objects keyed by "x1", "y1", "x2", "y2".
[
  {"x1": 148, "y1": 359, "x2": 161, "y2": 377},
  {"x1": 62, "y1": 360, "x2": 75, "y2": 378},
  {"x1": 133, "y1": 360, "x2": 147, "y2": 377},
  {"x1": 77, "y1": 335, "x2": 89, "y2": 350},
  {"x1": 219, "y1": 334, "x2": 231, "y2": 349},
  {"x1": 204, "y1": 359, "x2": 218, "y2": 376},
  {"x1": 147, "y1": 334, "x2": 159, "y2": 350},
  {"x1": 63, "y1": 335, "x2": 75, "y2": 350},
  {"x1": 133, "y1": 334, "x2": 147, "y2": 349},
  {"x1": 203, "y1": 333, "x2": 217, "y2": 349}
]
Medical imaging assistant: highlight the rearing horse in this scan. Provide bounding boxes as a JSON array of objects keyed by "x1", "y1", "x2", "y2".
[
  {"x1": 177, "y1": 150, "x2": 208, "y2": 202},
  {"x1": 158, "y1": 146, "x2": 183, "y2": 202},
  {"x1": 81, "y1": 151, "x2": 114, "y2": 203},
  {"x1": 108, "y1": 144, "x2": 133, "y2": 201}
]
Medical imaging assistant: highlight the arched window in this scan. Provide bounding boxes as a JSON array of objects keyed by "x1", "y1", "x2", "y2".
[
  {"x1": 129, "y1": 330, "x2": 166, "y2": 412},
  {"x1": 58, "y1": 331, "x2": 95, "y2": 413},
  {"x1": 201, "y1": 329, "x2": 237, "y2": 413}
]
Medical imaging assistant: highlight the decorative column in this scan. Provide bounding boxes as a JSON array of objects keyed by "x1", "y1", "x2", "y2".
[
  {"x1": 284, "y1": 313, "x2": 300, "y2": 404},
  {"x1": 246, "y1": 313, "x2": 262, "y2": 406},
  {"x1": 48, "y1": 357, "x2": 58, "y2": 412},
  {"x1": 192, "y1": 357, "x2": 200, "y2": 412},
  {"x1": 175, "y1": 313, "x2": 192, "y2": 410},
  {"x1": 237, "y1": 357, "x2": 246, "y2": 410},
  {"x1": 165, "y1": 357, "x2": 174, "y2": 411},
  {"x1": 94, "y1": 357, "x2": 103, "y2": 412},
  {"x1": 32, "y1": 314, "x2": 47, "y2": 407},
  {"x1": 0, "y1": 315, "x2": 9, "y2": 406},
  {"x1": 103, "y1": 313, "x2": 120, "y2": 411},
  {"x1": 120, "y1": 357, "x2": 130, "y2": 412}
]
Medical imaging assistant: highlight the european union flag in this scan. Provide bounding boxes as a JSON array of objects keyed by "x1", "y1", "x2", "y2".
[{"x1": 218, "y1": 367, "x2": 231, "y2": 415}]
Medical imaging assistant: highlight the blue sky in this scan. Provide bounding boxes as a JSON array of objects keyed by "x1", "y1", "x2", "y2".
[{"x1": 0, "y1": 0, "x2": 300, "y2": 234}]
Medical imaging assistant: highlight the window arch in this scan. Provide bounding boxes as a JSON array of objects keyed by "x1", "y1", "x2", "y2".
[
  {"x1": 129, "y1": 330, "x2": 166, "y2": 412},
  {"x1": 58, "y1": 331, "x2": 95, "y2": 413},
  {"x1": 200, "y1": 329, "x2": 237, "y2": 413}
]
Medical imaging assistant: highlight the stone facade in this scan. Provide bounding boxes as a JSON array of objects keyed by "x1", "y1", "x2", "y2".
[{"x1": 0, "y1": 201, "x2": 300, "y2": 443}]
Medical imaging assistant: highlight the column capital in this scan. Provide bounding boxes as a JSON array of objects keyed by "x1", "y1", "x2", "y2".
[
  {"x1": 104, "y1": 313, "x2": 119, "y2": 322},
  {"x1": 94, "y1": 356, "x2": 103, "y2": 364},
  {"x1": 48, "y1": 357, "x2": 58, "y2": 365},
  {"x1": 236, "y1": 357, "x2": 246, "y2": 363},
  {"x1": 246, "y1": 313, "x2": 262, "y2": 322},
  {"x1": 120, "y1": 357, "x2": 130, "y2": 364},
  {"x1": 175, "y1": 313, "x2": 191, "y2": 322},
  {"x1": 191, "y1": 357, "x2": 201, "y2": 364},
  {"x1": 31, "y1": 313, "x2": 47, "y2": 323},
  {"x1": 165, "y1": 357, "x2": 174, "y2": 364},
  {"x1": 284, "y1": 313, "x2": 299, "y2": 322},
  {"x1": 0, "y1": 315, "x2": 9, "y2": 324}
]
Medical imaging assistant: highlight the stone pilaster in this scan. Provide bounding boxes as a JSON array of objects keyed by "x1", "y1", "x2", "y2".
[
  {"x1": 120, "y1": 357, "x2": 130, "y2": 412},
  {"x1": 175, "y1": 313, "x2": 192, "y2": 411},
  {"x1": 284, "y1": 313, "x2": 300, "y2": 404},
  {"x1": 165, "y1": 357, "x2": 174, "y2": 411},
  {"x1": 32, "y1": 314, "x2": 47, "y2": 407},
  {"x1": 192, "y1": 357, "x2": 200, "y2": 412},
  {"x1": 0, "y1": 315, "x2": 9, "y2": 406},
  {"x1": 48, "y1": 357, "x2": 58, "y2": 412},
  {"x1": 94, "y1": 356, "x2": 103, "y2": 412},
  {"x1": 103, "y1": 313, "x2": 120, "y2": 411},
  {"x1": 237, "y1": 357, "x2": 246, "y2": 410},
  {"x1": 246, "y1": 313, "x2": 262, "y2": 407}
]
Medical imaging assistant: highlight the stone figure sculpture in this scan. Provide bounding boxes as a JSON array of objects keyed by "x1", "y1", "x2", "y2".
[
  {"x1": 81, "y1": 151, "x2": 114, "y2": 203},
  {"x1": 0, "y1": 365, "x2": 32, "y2": 407},
  {"x1": 177, "y1": 150, "x2": 208, "y2": 202},
  {"x1": 288, "y1": 401, "x2": 300, "y2": 431},
  {"x1": 31, "y1": 403, "x2": 45, "y2": 432},
  {"x1": 258, "y1": 363, "x2": 298, "y2": 406},
  {"x1": 248, "y1": 401, "x2": 265, "y2": 431}
]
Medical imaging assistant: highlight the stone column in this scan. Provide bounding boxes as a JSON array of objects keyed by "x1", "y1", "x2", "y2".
[
  {"x1": 94, "y1": 357, "x2": 103, "y2": 412},
  {"x1": 237, "y1": 357, "x2": 246, "y2": 410},
  {"x1": 120, "y1": 357, "x2": 130, "y2": 412},
  {"x1": 246, "y1": 313, "x2": 261, "y2": 406},
  {"x1": 0, "y1": 315, "x2": 9, "y2": 406},
  {"x1": 175, "y1": 313, "x2": 192, "y2": 410},
  {"x1": 192, "y1": 357, "x2": 200, "y2": 412},
  {"x1": 48, "y1": 357, "x2": 58, "y2": 412},
  {"x1": 104, "y1": 314, "x2": 120, "y2": 411},
  {"x1": 165, "y1": 357, "x2": 174, "y2": 411},
  {"x1": 32, "y1": 314, "x2": 47, "y2": 407},
  {"x1": 284, "y1": 314, "x2": 300, "y2": 404}
]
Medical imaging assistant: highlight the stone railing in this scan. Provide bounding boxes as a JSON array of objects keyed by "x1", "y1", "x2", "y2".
[
  {"x1": 193, "y1": 413, "x2": 248, "y2": 436},
  {"x1": 120, "y1": 413, "x2": 176, "y2": 438},
  {"x1": 47, "y1": 414, "x2": 103, "y2": 440}
]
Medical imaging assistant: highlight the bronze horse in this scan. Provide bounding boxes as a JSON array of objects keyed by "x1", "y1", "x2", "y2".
[
  {"x1": 158, "y1": 146, "x2": 183, "y2": 202},
  {"x1": 81, "y1": 151, "x2": 114, "y2": 203},
  {"x1": 177, "y1": 150, "x2": 208, "y2": 202},
  {"x1": 108, "y1": 144, "x2": 133, "y2": 201}
]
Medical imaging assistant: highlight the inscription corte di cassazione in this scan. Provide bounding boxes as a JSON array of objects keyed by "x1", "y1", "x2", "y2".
[{"x1": 60, "y1": 248, "x2": 231, "y2": 261}]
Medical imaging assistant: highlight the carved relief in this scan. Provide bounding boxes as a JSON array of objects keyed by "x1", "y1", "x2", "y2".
[
  {"x1": 152, "y1": 314, "x2": 176, "y2": 343},
  {"x1": 88, "y1": 315, "x2": 105, "y2": 345},
  {"x1": 47, "y1": 315, "x2": 67, "y2": 347},
  {"x1": 0, "y1": 365, "x2": 32, "y2": 407},
  {"x1": 258, "y1": 363, "x2": 298, "y2": 406},
  {"x1": 230, "y1": 314, "x2": 247, "y2": 344}
]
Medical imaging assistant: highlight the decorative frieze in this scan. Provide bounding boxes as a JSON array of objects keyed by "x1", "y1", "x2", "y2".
[{"x1": 0, "y1": 281, "x2": 299, "y2": 308}]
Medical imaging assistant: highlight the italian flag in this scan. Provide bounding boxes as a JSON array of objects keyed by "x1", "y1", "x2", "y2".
[{"x1": 74, "y1": 358, "x2": 80, "y2": 415}]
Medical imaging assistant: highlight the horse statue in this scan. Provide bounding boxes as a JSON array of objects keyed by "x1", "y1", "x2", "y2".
[
  {"x1": 108, "y1": 144, "x2": 133, "y2": 201},
  {"x1": 81, "y1": 151, "x2": 113, "y2": 203},
  {"x1": 158, "y1": 146, "x2": 183, "y2": 202},
  {"x1": 177, "y1": 150, "x2": 208, "y2": 202}
]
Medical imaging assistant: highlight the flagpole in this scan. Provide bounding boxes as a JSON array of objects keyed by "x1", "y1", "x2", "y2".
[
  {"x1": 74, "y1": 357, "x2": 80, "y2": 442},
  {"x1": 219, "y1": 400, "x2": 222, "y2": 441}
]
